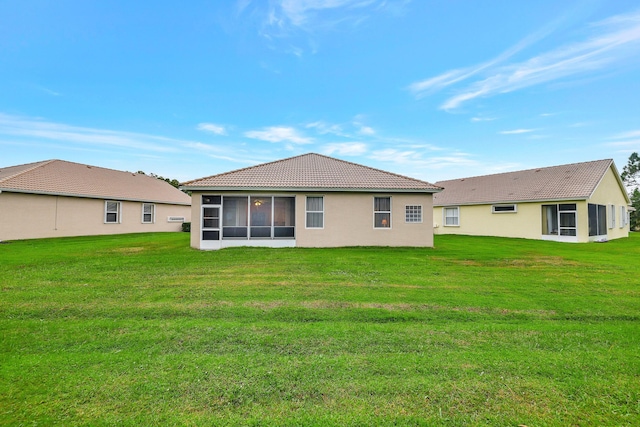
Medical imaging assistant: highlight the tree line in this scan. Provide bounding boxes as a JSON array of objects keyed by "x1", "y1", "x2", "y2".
[{"x1": 621, "y1": 152, "x2": 640, "y2": 231}]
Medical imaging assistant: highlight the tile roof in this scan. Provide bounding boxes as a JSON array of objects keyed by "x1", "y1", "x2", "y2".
[
  {"x1": 433, "y1": 159, "x2": 616, "y2": 206},
  {"x1": 182, "y1": 153, "x2": 442, "y2": 192},
  {"x1": 0, "y1": 159, "x2": 191, "y2": 205}
]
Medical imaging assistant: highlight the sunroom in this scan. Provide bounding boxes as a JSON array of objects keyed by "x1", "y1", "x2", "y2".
[{"x1": 200, "y1": 194, "x2": 296, "y2": 249}]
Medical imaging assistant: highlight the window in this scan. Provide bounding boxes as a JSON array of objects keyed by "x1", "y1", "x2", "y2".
[
  {"x1": 492, "y1": 204, "x2": 517, "y2": 213},
  {"x1": 542, "y1": 204, "x2": 576, "y2": 236},
  {"x1": 620, "y1": 206, "x2": 627, "y2": 228},
  {"x1": 443, "y1": 207, "x2": 459, "y2": 226},
  {"x1": 306, "y1": 196, "x2": 324, "y2": 228},
  {"x1": 588, "y1": 204, "x2": 607, "y2": 236},
  {"x1": 105, "y1": 201, "x2": 121, "y2": 223},
  {"x1": 609, "y1": 204, "x2": 616, "y2": 229},
  {"x1": 405, "y1": 205, "x2": 422, "y2": 223},
  {"x1": 374, "y1": 197, "x2": 391, "y2": 228},
  {"x1": 142, "y1": 203, "x2": 155, "y2": 223}
]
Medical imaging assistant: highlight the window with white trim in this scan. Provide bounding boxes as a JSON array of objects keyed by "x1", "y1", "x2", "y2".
[
  {"x1": 105, "y1": 201, "x2": 121, "y2": 224},
  {"x1": 620, "y1": 206, "x2": 627, "y2": 228},
  {"x1": 306, "y1": 196, "x2": 324, "y2": 228},
  {"x1": 374, "y1": 197, "x2": 391, "y2": 228},
  {"x1": 492, "y1": 204, "x2": 517, "y2": 213},
  {"x1": 609, "y1": 204, "x2": 616, "y2": 229},
  {"x1": 405, "y1": 205, "x2": 422, "y2": 223},
  {"x1": 142, "y1": 203, "x2": 155, "y2": 224},
  {"x1": 444, "y1": 206, "x2": 459, "y2": 226}
]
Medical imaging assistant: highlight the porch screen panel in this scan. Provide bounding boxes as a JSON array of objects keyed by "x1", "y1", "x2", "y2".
[
  {"x1": 223, "y1": 196, "x2": 248, "y2": 238},
  {"x1": 542, "y1": 205, "x2": 558, "y2": 235},
  {"x1": 598, "y1": 204, "x2": 607, "y2": 235},
  {"x1": 250, "y1": 197, "x2": 273, "y2": 238},
  {"x1": 589, "y1": 204, "x2": 607, "y2": 236},
  {"x1": 274, "y1": 197, "x2": 295, "y2": 238}
]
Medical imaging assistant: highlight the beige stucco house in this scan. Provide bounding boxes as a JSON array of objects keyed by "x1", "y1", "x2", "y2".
[
  {"x1": 0, "y1": 159, "x2": 191, "y2": 241},
  {"x1": 181, "y1": 153, "x2": 442, "y2": 250},
  {"x1": 433, "y1": 159, "x2": 631, "y2": 243}
]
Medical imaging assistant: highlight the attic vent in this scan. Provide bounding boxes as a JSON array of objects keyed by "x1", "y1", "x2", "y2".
[{"x1": 535, "y1": 169, "x2": 541, "y2": 172}]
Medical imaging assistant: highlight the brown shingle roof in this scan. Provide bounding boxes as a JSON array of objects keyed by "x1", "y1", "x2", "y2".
[
  {"x1": 433, "y1": 159, "x2": 617, "y2": 206},
  {"x1": 0, "y1": 159, "x2": 191, "y2": 205},
  {"x1": 182, "y1": 153, "x2": 441, "y2": 192}
]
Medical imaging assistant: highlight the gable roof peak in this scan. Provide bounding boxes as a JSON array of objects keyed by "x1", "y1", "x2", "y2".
[{"x1": 182, "y1": 152, "x2": 441, "y2": 192}]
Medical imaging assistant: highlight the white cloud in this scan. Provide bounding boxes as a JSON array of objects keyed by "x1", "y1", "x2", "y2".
[
  {"x1": 358, "y1": 125, "x2": 375, "y2": 135},
  {"x1": 322, "y1": 142, "x2": 367, "y2": 156},
  {"x1": 409, "y1": 9, "x2": 640, "y2": 111},
  {"x1": 499, "y1": 129, "x2": 537, "y2": 135},
  {"x1": 306, "y1": 121, "x2": 344, "y2": 136},
  {"x1": 471, "y1": 117, "x2": 496, "y2": 122},
  {"x1": 252, "y1": 0, "x2": 408, "y2": 54},
  {"x1": 275, "y1": 0, "x2": 378, "y2": 28},
  {"x1": 244, "y1": 126, "x2": 313, "y2": 144},
  {"x1": 606, "y1": 130, "x2": 640, "y2": 149},
  {"x1": 0, "y1": 113, "x2": 181, "y2": 153},
  {"x1": 197, "y1": 123, "x2": 227, "y2": 135},
  {"x1": 612, "y1": 130, "x2": 640, "y2": 140}
]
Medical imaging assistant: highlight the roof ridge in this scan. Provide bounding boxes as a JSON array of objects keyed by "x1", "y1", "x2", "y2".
[
  {"x1": 435, "y1": 158, "x2": 613, "y2": 184},
  {"x1": 0, "y1": 159, "x2": 56, "y2": 184},
  {"x1": 181, "y1": 153, "x2": 312, "y2": 185},
  {"x1": 310, "y1": 152, "x2": 440, "y2": 187}
]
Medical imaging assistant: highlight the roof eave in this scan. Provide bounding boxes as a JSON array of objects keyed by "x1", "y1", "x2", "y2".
[
  {"x1": 0, "y1": 187, "x2": 191, "y2": 205},
  {"x1": 433, "y1": 196, "x2": 590, "y2": 207},
  {"x1": 181, "y1": 185, "x2": 442, "y2": 194}
]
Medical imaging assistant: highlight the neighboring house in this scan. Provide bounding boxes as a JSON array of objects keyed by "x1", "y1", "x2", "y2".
[
  {"x1": 433, "y1": 159, "x2": 631, "y2": 243},
  {"x1": 181, "y1": 153, "x2": 442, "y2": 250},
  {"x1": 0, "y1": 159, "x2": 191, "y2": 241}
]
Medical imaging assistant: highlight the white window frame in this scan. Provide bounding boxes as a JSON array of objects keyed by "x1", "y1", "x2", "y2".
[
  {"x1": 305, "y1": 196, "x2": 324, "y2": 229},
  {"x1": 609, "y1": 204, "x2": 616, "y2": 229},
  {"x1": 405, "y1": 205, "x2": 423, "y2": 223},
  {"x1": 443, "y1": 206, "x2": 459, "y2": 227},
  {"x1": 492, "y1": 204, "x2": 517, "y2": 214},
  {"x1": 141, "y1": 203, "x2": 155, "y2": 224},
  {"x1": 374, "y1": 196, "x2": 392, "y2": 229},
  {"x1": 105, "y1": 201, "x2": 121, "y2": 224},
  {"x1": 620, "y1": 206, "x2": 627, "y2": 228}
]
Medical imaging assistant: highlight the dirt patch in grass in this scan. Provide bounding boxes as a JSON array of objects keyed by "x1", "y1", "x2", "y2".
[{"x1": 107, "y1": 247, "x2": 145, "y2": 254}]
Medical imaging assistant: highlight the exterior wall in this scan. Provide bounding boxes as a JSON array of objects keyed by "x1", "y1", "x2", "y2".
[
  {"x1": 0, "y1": 192, "x2": 190, "y2": 241},
  {"x1": 190, "y1": 191, "x2": 434, "y2": 250},
  {"x1": 587, "y1": 166, "x2": 630, "y2": 241},
  {"x1": 296, "y1": 192, "x2": 433, "y2": 248},
  {"x1": 433, "y1": 202, "x2": 545, "y2": 240}
]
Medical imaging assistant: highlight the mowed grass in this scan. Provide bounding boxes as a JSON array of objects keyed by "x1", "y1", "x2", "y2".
[{"x1": 1, "y1": 233, "x2": 639, "y2": 426}]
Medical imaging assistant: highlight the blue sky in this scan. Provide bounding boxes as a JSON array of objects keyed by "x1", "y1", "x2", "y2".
[{"x1": 2, "y1": 0, "x2": 640, "y2": 183}]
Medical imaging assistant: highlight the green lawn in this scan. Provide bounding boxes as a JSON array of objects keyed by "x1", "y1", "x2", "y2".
[{"x1": 1, "y1": 233, "x2": 639, "y2": 426}]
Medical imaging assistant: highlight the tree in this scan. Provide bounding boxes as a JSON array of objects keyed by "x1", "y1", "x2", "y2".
[
  {"x1": 137, "y1": 171, "x2": 185, "y2": 192},
  {"x1": 621, "y1": 153, "x2": 640, "y2": 231},
  {"x1": 621, "y1": 152, "x2": 640, "y2": 189}
]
